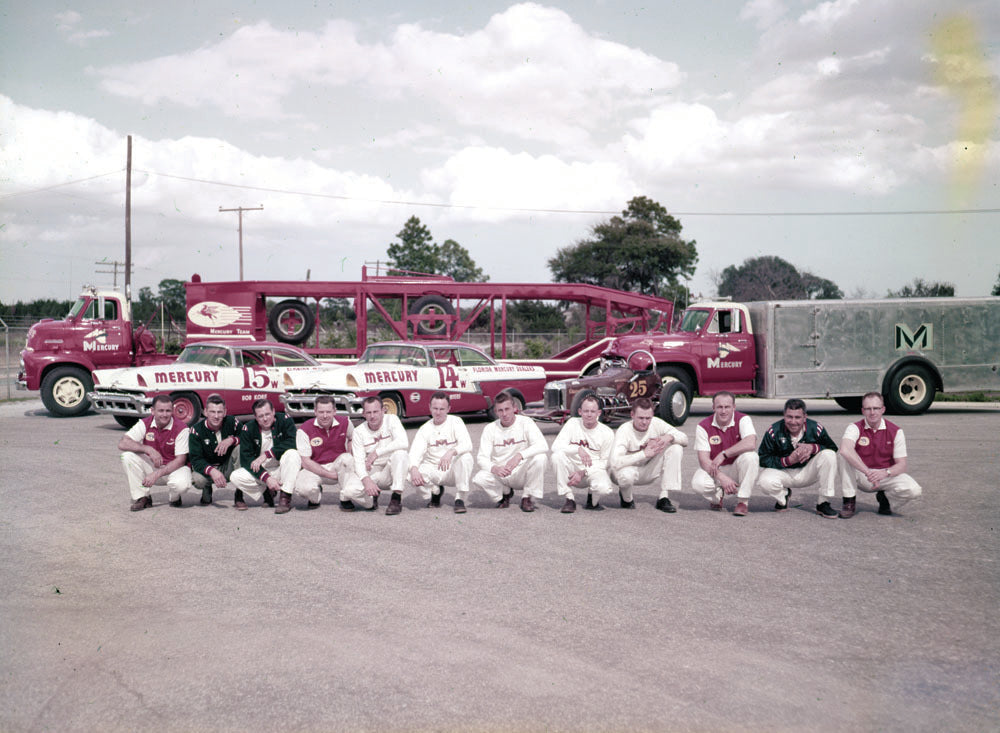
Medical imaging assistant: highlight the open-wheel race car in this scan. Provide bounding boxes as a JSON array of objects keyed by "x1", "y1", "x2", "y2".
[{"x1": 522, "y1": 349, "x2": 691, "y2": 426}]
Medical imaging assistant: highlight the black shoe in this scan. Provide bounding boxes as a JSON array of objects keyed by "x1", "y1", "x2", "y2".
[
  {"x1": 233, "y1": 489, "x2": 248, "y2": 511},
  {"x1": 169, "y1": 497, "x2": 183, "y2": 508},
  {"x1": 775, "y1": 488, "x2": 792, "y2": 512},
  {"x1": 497, "y1": 488, "x2": 514, "y2": 509},
  {"x1": 275, "y1": 490, "x2": 292, "y2": 514},
  {"x1": 815, "y1": 501, "x2": 838, "y2": 519},
  {"x1": 876, "y1": 490, "x2": 893, "y2": 515},
  {"x1": 429, "y1": 487, "x2": 444, "y2": 508},
  {"x1": 839, "y1": 497, "x2": 856, "y2": 519},
  {"x1": 339, "y1": 500, "x2": 356, "y2": 512},
  {"x1": 454, "y1": 499, "x2": 467, "y2": 514},
  {"x1": 307, "y1": 501, "x2": 321, "y2": 509},
  {"x1": 585, "y1": 493, "x2": 594, "y2": 509},
  {"x1": 619, "y1": 491, "x2": 635, "y2": 509},
  {"x1": 561, "y1": 498, "x2": 576, "y2": 514},
  {"x1": 200, "y1": 486, "x2": 213, "y2": 505},
  {"x1": 262, "y1": 488, "x2": 276, "y2": 508},
  {"x1": 365, "y1": 495, "x2": 379, "y2": 511},
  {"x1": 655, "y1": 497, "x2": 676, "y2": 513},
  {"x1": 385, "y1": 492, "x2": 402, "y2": 515},
  {"x1": 130, "y1": 495, "x2": 152, "y2": 512},
  {"x1": 584, "y1": 497, "x2": 604, "y2": 511}
]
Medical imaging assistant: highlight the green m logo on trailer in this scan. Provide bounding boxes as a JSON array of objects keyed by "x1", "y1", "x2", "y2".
[{"x1": 895, "y1": 323, "x2": 933, "y2": 350}]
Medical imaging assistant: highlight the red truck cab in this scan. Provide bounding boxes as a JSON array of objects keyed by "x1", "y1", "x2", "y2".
[
  {"x1": 607, "y1": 301, "x2": 757, "y2": 398},
  {"x1": 18, "y1": 288, "x2": 172, "y2": 416}
]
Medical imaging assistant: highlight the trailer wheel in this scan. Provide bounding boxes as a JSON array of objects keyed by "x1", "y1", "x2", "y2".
[
  {"x1": 834, "y1": 396, "x2": 862, "y2": 413},
  {"x1": 40, "y1": 366, "x2": 93, "y2": 417},
  {"x1": 656, "y1": 365, "x2": 695, "y2": 397},
  {"x1": 114, "y1": 415, "x2": 139, "y2": 429},
  {"x1": 171, "y1": 392, "x2": 203, "y2": 424},
  {"x1": 885, "y1": 364, "x2": 935, "y2": 415},
  {"x1": 268, "y1": 299, "x2": 315, "y2": 345},
  {"x1": 409, "y1": 295, "x2": 454, "y2": 336},
  {"x1": 380, "y1": 393, "x2": 404, "y2": 418},
  {"x1": 658, "y1": 379, "x2": 691, "y2": 426}
]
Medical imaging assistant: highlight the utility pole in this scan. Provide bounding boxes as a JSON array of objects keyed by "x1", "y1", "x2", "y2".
[
  {"x1": 95, "y1": 260, "x2": 133, "y2": 289},
  {"x1": 125, "y1": 135, "x2": 132, "y2": 302},
  {"x1": 219, "y1": 205, "x2": 264, "y2": 280}
]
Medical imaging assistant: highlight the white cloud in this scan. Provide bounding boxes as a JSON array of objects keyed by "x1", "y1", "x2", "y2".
[
  {"x1": 55, "y1": 9, "x2": 110, "y2": 46},
  {"x1": 740, "y1": 0, "x2": 787, "y2": 29}
]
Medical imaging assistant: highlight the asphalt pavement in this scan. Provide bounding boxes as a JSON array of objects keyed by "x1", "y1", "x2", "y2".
[{"x1": 1, "y1": 396, "x2": 998, "y2": 733}]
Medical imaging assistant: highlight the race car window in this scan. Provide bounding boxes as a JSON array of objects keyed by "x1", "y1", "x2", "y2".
[
  {"x1": 272, "y1": 349, "x2": 315, "y2": 367},
  {"x1": 455, "y1": 347, "x2": 492, "y2": 366},
  {"x1": 177, "y1": 344, "x2": 232, "y2": 365},
  {"x1": 241, "y1": 349, "x2": 267, "y2": 366}
]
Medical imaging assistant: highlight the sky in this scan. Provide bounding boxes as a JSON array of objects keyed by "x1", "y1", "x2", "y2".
[{"x1": 1, "y1": 0, "x2": 998, "y2": 306}]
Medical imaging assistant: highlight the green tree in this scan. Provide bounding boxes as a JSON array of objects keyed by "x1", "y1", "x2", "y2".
[
  {"x1": 887, "y1": 278, "x2": 955, "y2": 298},
  {"x1": 386, "y1": 217, "x2": 487, "y2": 282},
  {"x1": 993, "y1": 270, "x2": 1000, "y2": 296},
  {"x1": 438, "y1": 239, "x2": 486, "y2": 282},
  {"x1": 387, "y1": 217, "x2": 438, "y2": 274},
  {"x1": 506, "y1": 300, "x2": 566, "y2": 332},
  {"x1": 548, "y1": 196, "x2": 698, "y2": 296},
  {"x1": 716, "y1": 256, "x2": 844, "y2": 301}
]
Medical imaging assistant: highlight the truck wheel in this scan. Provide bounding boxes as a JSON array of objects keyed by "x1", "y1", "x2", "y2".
[
  {"x1": 380, "y1": 393, "x2": 404, "y2": 418},
  {"x1": 834, "y1": 396, "x2": 862, "y2": 413},
  {"x1": 409, "y1": 295, "x2": 454, "y2": 336},
  {"x1": 656, "y1": 365, "x2": 695, "y2": 397},
  {"x1": 268, "y1": 299, "x2": 315, "y2": 345},
  {"x1": 171, "y1": 392, "x2": 203, "y2": 424},
  {"x1": 114, "y1": 415, "x2": 139, "y2": 429},
  {"x1": 658, "y1": 380, "x2": 691, "y2": 426},
  {"x1": 40, "y1": 366, "x2": 93, "y2": 417},
  {"x1": 885, "y1": 364, "x2": 935, "y2": 415},
  {"x1": 569, "y1": 389, "x2": 597, "y2": 418}
]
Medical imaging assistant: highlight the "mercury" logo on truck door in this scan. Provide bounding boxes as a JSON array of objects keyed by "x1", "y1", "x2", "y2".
[{"x1": 895, "y1": 323, "x2": 933, "y2": 350}]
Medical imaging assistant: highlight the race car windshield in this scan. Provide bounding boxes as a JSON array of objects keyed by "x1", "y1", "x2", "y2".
[{"x1": 177, "y1": 344, "x2": 233, "y2": 365}]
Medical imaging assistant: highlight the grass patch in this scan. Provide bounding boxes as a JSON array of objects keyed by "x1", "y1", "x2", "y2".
[{"x1": 936, "y1": 391, "x2": 1000, "y2": 403}]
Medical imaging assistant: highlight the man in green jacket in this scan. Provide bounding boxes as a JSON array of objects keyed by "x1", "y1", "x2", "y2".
[
  {"x1": 757, "y1": 398, "x2": 840, "y2": 518},
  {"x1": 229, "y1": 399, "x2": 301, "y2": 512},
  {"x1": 188, "y1": 394, "x2": 240, "y2": 506}
]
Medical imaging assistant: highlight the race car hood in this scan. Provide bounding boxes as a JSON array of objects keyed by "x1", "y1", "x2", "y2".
[{"x1": 91, "y1": 363, "x2": 227, "y2": 390}]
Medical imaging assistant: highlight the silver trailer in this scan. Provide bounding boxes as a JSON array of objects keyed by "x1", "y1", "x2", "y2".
[{"x1": 745, "y1": 297, "x2": 1000, "y2": 413}]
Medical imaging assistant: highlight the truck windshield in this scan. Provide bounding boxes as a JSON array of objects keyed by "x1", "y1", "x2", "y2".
[
  {"x1": 68, "y1": 297, "x2": 91, "y2": 319},
  {"x1": 678, "y1": 309, "x2": 711, "y2": 332}
]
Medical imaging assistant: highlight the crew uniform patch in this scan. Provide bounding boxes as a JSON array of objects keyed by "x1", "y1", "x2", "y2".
[
  {"x1": 709, "y1": 435, "x2": 722, "y2": 445},
  {"x1": 146, "y1": 432, "x2": 155, "y2": 441},
  {"x1": 310, "y1": 436, "x2": 323, "y2": 447},
  {"x1": 858, "y1": 436, "x2": 870, "y2": 447}
]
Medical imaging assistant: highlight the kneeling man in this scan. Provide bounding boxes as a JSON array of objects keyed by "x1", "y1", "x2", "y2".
[
  {"x1": 610, "y1": 397, "x2": 687, "y2": 512},
  {"x1": 118, "y1": 394, "x2": 194, "y2": 511},
  {"x1": 230, "y1": 399, "x2": 301, "y2": 512},
  {"x1": 295, "y1": 395, "x2": 362, "y2": 511},
  {"x1": 406, "y1": 391, "x2": 474, "y2": 513},
  {"x1": 551, "y1": 393, "x2": 614, "y2": 513}
]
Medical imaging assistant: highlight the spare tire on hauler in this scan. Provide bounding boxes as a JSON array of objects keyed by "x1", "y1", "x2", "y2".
[
  {"x1": 408, "y1": 295, "x2": 455, "y2": 336},
  {"x1": 268, "y1": 299, "x2": 315, "y2": 345}
]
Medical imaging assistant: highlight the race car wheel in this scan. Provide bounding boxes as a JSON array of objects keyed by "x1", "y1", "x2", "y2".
[
  {"x1": 171, "y1": 392, "x2": 203, "y2": 425},
  {"x1": 569, "y1": 389, "x2": 598, "y2": 418},
  {"x1": 268, "y1": 299, "x2": 315, "y2": 345},
  {"x1": 657, "y1": 379, "x2": 691, "y2": 426},
  {"x1": 381, "y1": 393, "x2": 404, "y2": 418},
  {"x1": 885, "y1": 364, "x2": 935, "y2": 415},
  {"x1": 40, "y1": 366, "x2": 93, "y2": 417},
  {"x1": 409, "y1": 295, "x2": 455, "y2": 337},
  {"x1": 114, "y1": 415, "x2": 139, "y2": 429},
  {"x1": 488, "y1": 389, "x2": 525, "y2": 419}
]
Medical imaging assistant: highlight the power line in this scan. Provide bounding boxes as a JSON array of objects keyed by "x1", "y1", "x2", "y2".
[
  {"x1": 0, "y1": 170, "x2": 124, "y2": 199},
  {"x1": 3, "y1": 166, "x2": 998, "y2": 217}
]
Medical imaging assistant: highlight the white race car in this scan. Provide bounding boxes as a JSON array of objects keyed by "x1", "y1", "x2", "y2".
[
  {"x1": 281, "y1": 341, "x2": 547, "y2": 419},
  {"x1": 89, "y1": 341, "x2": 336, "y2": 426}
]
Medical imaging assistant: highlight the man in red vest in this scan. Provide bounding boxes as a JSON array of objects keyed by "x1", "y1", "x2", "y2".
[
  {"x1": 118, "y1": 394, "x2": 193, "y2": 511},
  {"x1": 837, "y1": 392, "x2": 922, "y2": 518},
  {"x1": 691, "y1": 391, "x2": 758, "y2": 516},
  {"x1": 294, "y1": 395, "x2": 362, "y2": 510}
]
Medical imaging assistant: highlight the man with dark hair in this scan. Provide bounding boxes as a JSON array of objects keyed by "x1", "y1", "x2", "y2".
[
  {"x1": 757, "y1": 398, "x2": 840, "y2": 517},
  {"x1": 188, "y1": 394, "x2": 239, "y2": 506},
  {"x1": 118, "y1": 394, "x2": 193, "y2": 511},
  {"x1": 295, "y1": 395, "x2": 362, "y2": 511},
  {"x1": 691, "y1": 391, "x2": 758, "y2": 516},
  {"x1": 472, "y1": 391, "x2": 548, "y2": 512},
  {"x1": 349, "y1": 395, "x2": 409, "y2": 515},
  {"x1": 551, "y1": 393, "x2": 614, "y2": 513},
  {"x1": 230, "y1": 399, "x2": 301, "y2": 512},
  {"x1": 406, "y1": 391, "x2": 474, "y2": 513},
  {"x1": 837, "y1": 392, "x2": 922, "y2": 517},
  {"x1": 610, "y1": 396, "x2": 687, "y2": 512}
]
